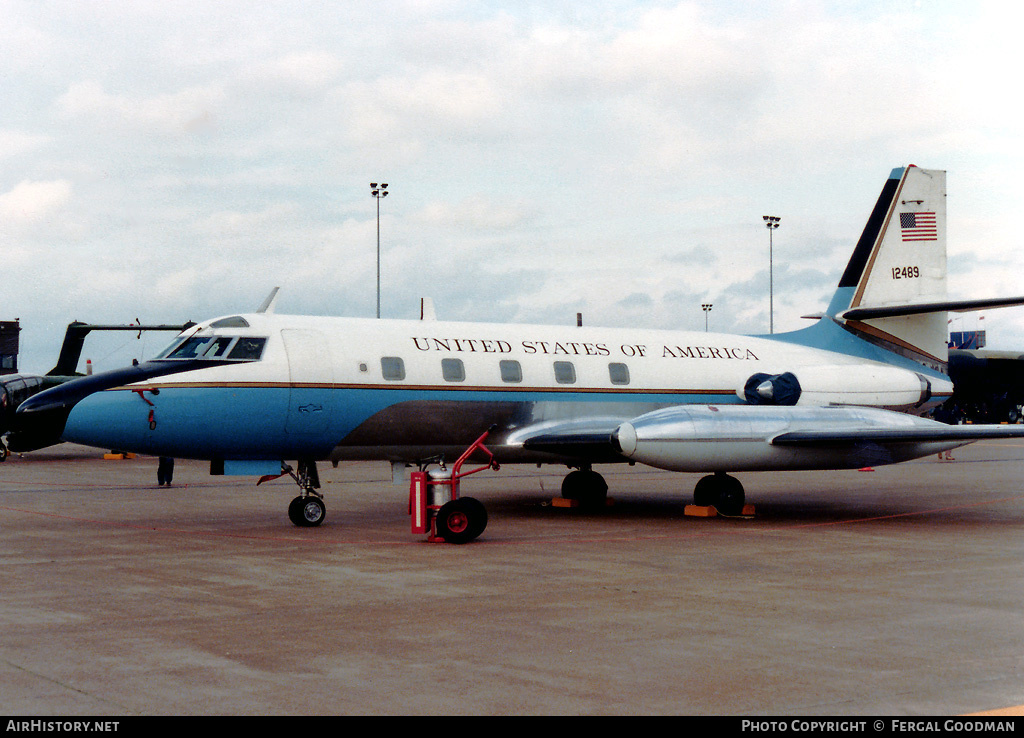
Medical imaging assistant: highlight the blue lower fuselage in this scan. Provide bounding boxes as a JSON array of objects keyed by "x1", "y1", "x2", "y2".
[{"x1": 61, "y1": 383, "x2": 733, "y2": 464}]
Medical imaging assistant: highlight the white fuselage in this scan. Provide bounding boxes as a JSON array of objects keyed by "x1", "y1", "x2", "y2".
[{"x1": 54, "y1": 312, "x2": 952, "y2": 465}]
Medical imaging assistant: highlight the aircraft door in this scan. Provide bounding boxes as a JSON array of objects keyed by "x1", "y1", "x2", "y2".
[{"x1": 281, "y1": 329, "x2": 334, "y2": 437}]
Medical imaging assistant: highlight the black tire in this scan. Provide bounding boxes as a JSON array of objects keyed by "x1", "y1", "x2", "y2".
[
  {"x1": 714, "y1": 476, "x2": 745, "y2": 516},
  {"x1": 693, "y1": 473, "x2": 744, "y2": 515},
  {"x1": 693, "y1": 475, "x2": 717, "y2": 506},
  {"x1": 288, "y1": 496, "x2": 304, "y2": 525},
  {"x1": 460, "y1": 497, "x2": 488, "y2": 539},
  {"x1": 561, "y1": 469, "x2": 608, "y2": 507},
  {"x1": 436, "y1": 497, "x2": 487, "y2": 544},
  {"x1": 289, "y1": 495, "x2": 326, "y2": 527}
]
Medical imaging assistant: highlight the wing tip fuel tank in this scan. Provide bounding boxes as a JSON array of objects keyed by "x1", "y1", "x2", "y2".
[{"x1": 612, "y1": 405, "x2": 1022, "y2": 473}]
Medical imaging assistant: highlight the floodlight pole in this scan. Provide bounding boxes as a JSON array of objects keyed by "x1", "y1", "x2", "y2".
[
  {"x1": 702, "y1": 303, "x2": 713, "y2": 332},
  {"x1": 371, "y1": 183, "x2": 389, "y2": 319},
  {"x1": 763, "y1": 215, "x2": 780, "y2": 334}
]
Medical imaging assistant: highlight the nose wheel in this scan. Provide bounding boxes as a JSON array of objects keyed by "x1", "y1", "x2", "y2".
[{"x1": 288, "y1": 494, "x2": 326, "y2": 527}]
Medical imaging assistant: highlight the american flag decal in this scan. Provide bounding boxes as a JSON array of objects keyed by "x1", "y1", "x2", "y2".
[{"x1": 899, "y1": 211, "x2": 937, "y2": 241}]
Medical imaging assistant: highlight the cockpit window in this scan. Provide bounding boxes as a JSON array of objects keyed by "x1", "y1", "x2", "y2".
[
  {"x1": 154, "y1": 338, "x2": 186, "y2": 359},
  {"x1": 205, "y1": 337, "x2": 234, "y2": 357},
  {"x1": 227, "y1": 337, "x2": 267, "y2": 360},
  {"x1": 158, "y1": 336, "x2": 267, "y2": 362},
  {"x1": 166, "y1": 337, "x2": 213, "y2": 359}
]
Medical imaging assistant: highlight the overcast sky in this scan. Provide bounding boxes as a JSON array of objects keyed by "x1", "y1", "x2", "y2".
[{"x1": 4, "y1": 0, "x2": 1023, "y2": 374}]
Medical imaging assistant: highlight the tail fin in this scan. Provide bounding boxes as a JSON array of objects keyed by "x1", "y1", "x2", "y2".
[
  {"x1": 826, "y1": 165, "x2": 950, "y2": 367},
  {"x1": 794, "y1": 166, "x2": 1024, "y2": 372}
]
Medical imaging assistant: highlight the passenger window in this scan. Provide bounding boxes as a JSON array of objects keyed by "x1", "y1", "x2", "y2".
[
  {"x1": 381, "y1": 356, "x2": 406, "y2": 381},
  {"x1": 609, "y1": 362, "x2": 630, "y2": 385},
  {"x1": 499, "y1": 360, "x2": 522, "y2": 383},
  {"x1": 441, "y1": 358, "x2": 465, "y2": 382},
  {"x1": 553, "y1": 361, "x2": 576, "y2": 384},
  {"x1": 227, "y1": 337, "x2": 267, "y2": 361}
]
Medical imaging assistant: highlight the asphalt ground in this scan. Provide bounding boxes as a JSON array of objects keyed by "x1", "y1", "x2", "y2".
[{"x1": 1, "y1": 440, "x2": 1023, "y2": 716}]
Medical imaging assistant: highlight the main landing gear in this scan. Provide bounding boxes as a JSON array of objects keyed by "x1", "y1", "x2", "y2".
[
  {"x1": 692, "y1": 472, "x2": 745, "y2": 516},
  {"x1": 560, "y1": 466, "x2": 608, "y2": 507}
]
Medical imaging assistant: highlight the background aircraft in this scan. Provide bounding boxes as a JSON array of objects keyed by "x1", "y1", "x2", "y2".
[
  {"x1": 13, "y1": 166, "x2": 1024, "y2": 541},
  {"x1": 0, "y1": 322, "x2": 189, "y2": 460},
  {"x1": 941, "y1": 348, "x2": 1024, "y2": 424}
]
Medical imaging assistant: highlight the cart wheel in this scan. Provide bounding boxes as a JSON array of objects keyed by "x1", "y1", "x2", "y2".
[{"x1": 436, "y1": 497, "x2": 487, "y2": 544}]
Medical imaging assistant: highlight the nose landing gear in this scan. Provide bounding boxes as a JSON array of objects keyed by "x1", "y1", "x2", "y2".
[{"x1": 279, "y1": 459, "x2": 326, "y2": 527}]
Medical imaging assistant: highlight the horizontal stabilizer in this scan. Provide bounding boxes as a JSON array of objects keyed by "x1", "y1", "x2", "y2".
[{"x1": 841, "y1": 295, "x2": 1024, "y2": 321}]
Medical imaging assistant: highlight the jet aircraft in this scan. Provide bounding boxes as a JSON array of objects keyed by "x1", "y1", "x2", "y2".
[{"x1": 13, "y1": 165, "x2": 1024, "y2": 541}]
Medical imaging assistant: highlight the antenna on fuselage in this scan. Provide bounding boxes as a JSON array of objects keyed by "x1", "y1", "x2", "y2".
[{"x1": 257, "y1": 287, "x2": 281, "y2": 314}]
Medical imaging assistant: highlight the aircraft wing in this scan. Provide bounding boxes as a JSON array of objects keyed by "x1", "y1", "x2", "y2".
[
  {"x1": 512, "y1": 418, "x2": 623, "y2": 461},
  {"x1": 513, "y1": 406, "x2": 1024, "y2": 468},
  {"x1": 770, "y1": 424, "x2": 1024, "y2": 446},
  {"x1": 611, "y1": 404, "x2": 1024, "y2": 473}
]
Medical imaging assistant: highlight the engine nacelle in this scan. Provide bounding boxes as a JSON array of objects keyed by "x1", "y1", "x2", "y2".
[
  {"x1": 612, "y1": 404, "x2": 959, "y2": 472},
  {"x1": 739, "y1": 363, "x2": 941, "y2": 410}
]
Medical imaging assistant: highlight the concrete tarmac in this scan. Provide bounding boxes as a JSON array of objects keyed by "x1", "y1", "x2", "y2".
[{"x1": 2, "y1": 440, "x2": 1023, "y2": 716}]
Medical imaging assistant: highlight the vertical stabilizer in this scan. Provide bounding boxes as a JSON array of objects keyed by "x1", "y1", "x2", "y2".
[{"x1": 828, "y1": 166, "x2": 948, "y2": 368}]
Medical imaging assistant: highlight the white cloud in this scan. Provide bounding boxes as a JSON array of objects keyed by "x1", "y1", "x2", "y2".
[
  {"x1": 0, "y1": 130, "x2": 49, "y2": 159},
  {"x1": 55, "y1": 80, "x2": 225, "y2": 136},
  {"x1": 412, "y1": 196, "x2": 533, "y2": 231},
  {"x1": 0, "y1": 179, "x2": 72, "y2": 225},
  {"x1": 335, "y1": 70, "x2": 506, "y2": 151}
]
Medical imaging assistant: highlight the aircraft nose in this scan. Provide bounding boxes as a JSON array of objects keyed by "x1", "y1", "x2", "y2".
[
  {"x1": 11, "y1": 362, "x2": 154, "y2": 452},
  {"x1": 612, "y1": 422, "x2": 638, "y2": 456}
]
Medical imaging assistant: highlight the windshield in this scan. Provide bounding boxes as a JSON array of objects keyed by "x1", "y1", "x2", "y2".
[{"x1": 156, "y1": 336, "x2": 267, "y2": 362}]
